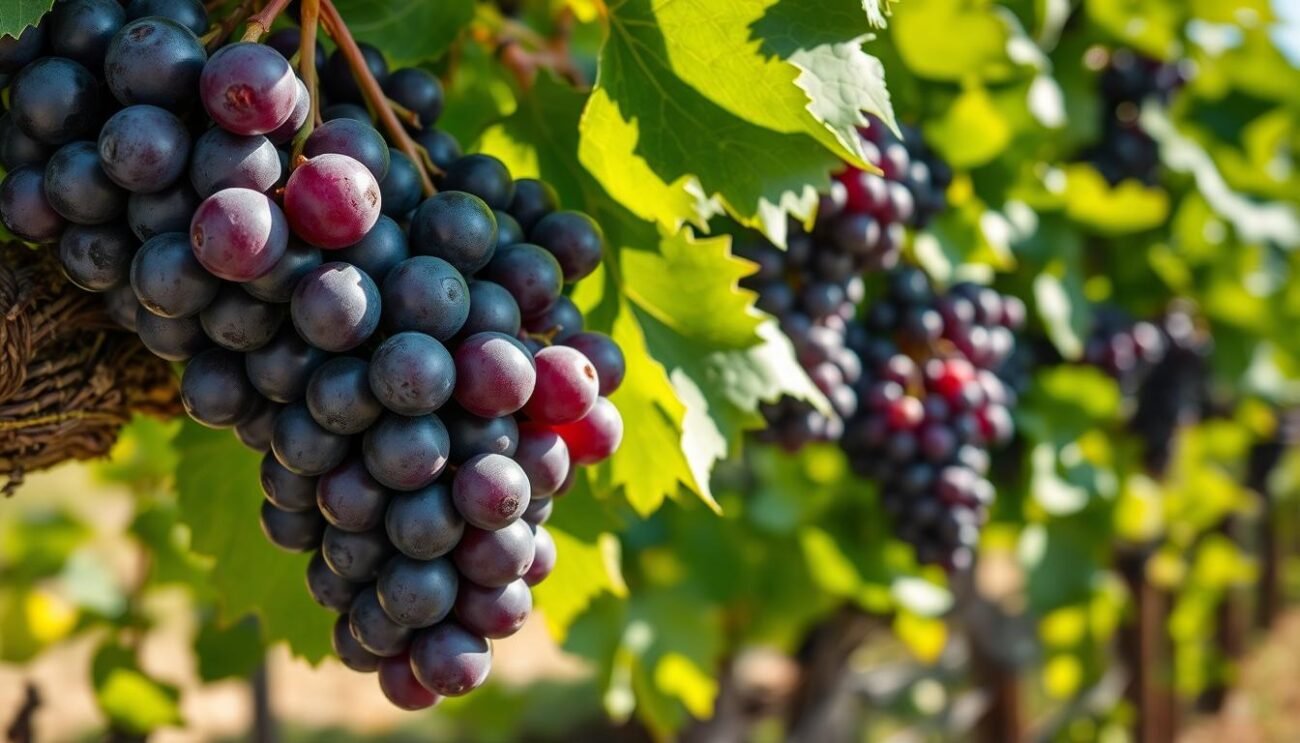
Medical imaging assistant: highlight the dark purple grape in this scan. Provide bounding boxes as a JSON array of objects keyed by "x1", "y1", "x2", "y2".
[
  {"x1": 235, "y1": 399, "x2": 281, "y2": 453},
  {"x1": 377, "y1": 555, "x2": 458, "y2": 629},
  {"x1": 189, "y1": 129, "x2": 282, "y2": 197},
  {"x1": 522, "y1": 496, "x2": 552, "y2": 526},
  {"x1": 200, "y1": 42, "x2": 298, "y2": 135},
  {"x1": 9, "y1": 57, "x2": 102, "y2": 145},
  {"x1": 125, "y1": 0, "x2": 207, "y2": 34},
  {"x1": 333, "y1": 615, "x2": 381, "y2": 673},
  {"x1": 322, "y1": 526, "x2": 393, "y2": 582},
  {"x1": 415, "y1": 128, "x2": 461, "y2": 171},
  {"x1": 494, "y1": 210, "x2": 524, "y2": 248},
  {"x1": 267, "y1": 77, "x2": 309, "y2": 145},
  {"x1": 199, "y1": 284, "x2": 284, "y2": 351},
  {"x1": 181, "y1": 348, "x2": 259, "y2": 428},
  {"x1": 0, "y1": 22, "x2": 46, "y2": 74},
  {"x1": 380, "y1": 256, "x2": 469, "y2": 341},
  {"x1": 190, "y1": 187, "x2": 290, "y2": 281},
  {"x1": 452, "y1": 332, "x2": 536, "y2": 418},
  {"x1": 523, "y1": 295, "x2": 583, "y2": 342},
  {"x1": 97, "y1": 105, "x2": 190, "y2": 193},
  {"x1": 409, "y1": 622, "x2": 492, "y2": 697},
  {"x1": 322, "y1": 103, "x2": 371, "y2": 123},
  {"x1": 333, "y1": 215, "x2": 408, "y2": 284},
  {"x1": 451, "y1": 454, "x2": 530, "y2": 531},
  {"x1": 481, "y1": 244, "x2": 563, "y2": 319},
  {"x1": 307, "y1": 550, "x2": 361, "y2": 612},
  {"x1": 306, "y1": 357, "x2": 384, "y2": 435},
  {"x1": 445, "y1": 410, "x2": 518, "y2": 464},
  {"x1": 454, "y1": 579, "x2": 531, "y2": 640},
  {"x1": 50, "y1": 0, "x2": 125, "y2": 69},
  {"x1": 0, "y1": 114, "x2": 51, "y2": 169},
  {"x1": 362, "y1": 413, "x2": 449, "y2": 491},
  {"x1": 386, "y1": 483, "x2": 464, "y2": 561},
  {"x1": 408, "y1": 191, "x2": 497, "y2": 275},
  {"x1": 530, "y1": 211, "x2": 604, "y2": 283},
  {"x1": 244, "y1": 326, "x2": 329, "y2": 402},
  {"x1": 383, "y1": 68, "x2": 443, "y2": 127},
  {"x1": 242, "y1": 240, "x2": 322, "y2": 303},
  {"x1": 105, "y1": 17, "x2": 206, "y2": 109},
  {"x1": 135, "y1": 308, "x2": 208, "y2": 360},
  {"x1": 260, "y1": 453, "x2": 318, "y2": 512},
  {"x1": 452, "y1": 520, "x2": 534, "y2": 588},
  {"x1": 349, "y1": 585, "x2": 411, "y2": 657},
  {"x1": 260, "y1": 500, "x2": 324, "y2": 552},
  {"x1": 0, "y1": 166, "x2": 64, "y2": 242},
  {"x1": 368, "y1": 332, "x2": 456, "y2": 416},
  {"x1": 127, "y1": 183, "x2": 200, "y2": 241},
  {"x1": 378, "y1": 652, "x2": 440, "y2": 710},
  {"x1": 58, "y1": 223, "x2": 137, "y2": 292},
  {"x1": 271, "y1": 402, "x2": 351, "y2": 476},
  {"x1": 44, "y1": 141, "x2": 127, "y2": 225},
  {"x1": 442, "y1": 154, "x2": 513, "y2": 209},
  {"x1": 285, "y1": 154, "x2": 382, "y2": 249},
  {"x1": 130, "y1": 232, "x2": 220, "y2": 318},
  {"x1": 105, "y1": 285, "x2": 140, "y2": 330},
  {"x1": 458, "y1": 281, "x2": 521, "y2": 339},
  {"x1": 562, "y1": 332, "x2": 625, "y2": 395},
  {"x1": 507, "y1": 178, "x2": 558, "y2": 231},
  {"x1": 514, "y1": 424, "x2": 569, "y2": 497},
  {"x1": 290, "y1": 262, "x2": 382, "y2": 352},
  {"x1": 317, "y1": 458, "x2": 392, "y2": 532},
  {"x1": 379, "y1": 151, "x2": 422, "y2": 218},
  {"x1": 305, "y1": 118, "x2": 390, "y2": 181},
  {"x1": 323, "y1": 42, "x2": 388, "y2": 104},
  {"x1": 524, "y1": 524, "x2": 556, "y2": 586}
]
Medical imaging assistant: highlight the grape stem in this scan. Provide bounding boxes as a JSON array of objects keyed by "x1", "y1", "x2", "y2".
[
  {"x1": 483, "y1": 9, "x2": 586, "y2": 88},
  {"x1": 241, "y1": 0, "x2": 295, "y2": 42},
  {"x1": 319, "y1": 0, "x2": 437, "y2": 196},
  {"x1": 290, "y1": 0, "x2": 322, "y2": 163},
  {"x1": 200, "y1": 0, "x2": 256, "y2": 51}
]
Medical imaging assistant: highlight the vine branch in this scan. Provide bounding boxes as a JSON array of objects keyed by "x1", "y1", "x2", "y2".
[
  {"x1": 291, "y1": 0, "x2": 322, "y2": 163},
  {"x1": 241, "y1": 0, "x2": 294, "y2": 42}
]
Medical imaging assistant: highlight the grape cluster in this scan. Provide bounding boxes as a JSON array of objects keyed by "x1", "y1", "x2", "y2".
[
  {"x1": 1082, "y1": 306, "x2": 1169, "y2": 396},
  {"x1": 0, "y1": 1, "x2": 626, "y2": 710},
  {"x1": 840, "y1": 268, "x2": 1024, "y2": 568},
  {"x1": 1088, "y1": 48, "x2": 1186, "y2": 186},
  {"x1": 738, "y1": 118, "x2": 953, "y2": 450}
]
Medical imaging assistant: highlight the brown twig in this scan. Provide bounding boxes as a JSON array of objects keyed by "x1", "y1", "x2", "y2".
[
  {"x1": 291, "y1": 0, "x2": 322, "y2": 162},
  {"x1": 200, "y1": 0, "x2": 256, "y2": 51},
  {"x1": 241, "y1": 0, "x2": 295, "y2": 42},
  {"x1": 319, "y1": 0, "x2": 435, "y2": 196},
  {"x1": 386, "y1": 98, "x2": 423, "y2": 130},
  {"x1": 4, "y1": 684, "x2": 38, "y2": 743},
  {"x1": 476, "y1": 10, "x2": 587, "y2": 90}
]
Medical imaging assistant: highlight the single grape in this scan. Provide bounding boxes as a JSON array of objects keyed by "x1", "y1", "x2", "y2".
[
  {"x1": 507, "y1": 178, "x2": 558, "y2": 231},
  {"x1": 44, "y1": 141, "x2": 127, "y2": 225},
  {"x1": 378, "y1": 652, "x2": 440, "y2": 710},
  {"x1": 452, "y1": 520, "x2": 534, "y2": 588},
  {"x1": 362, "y1": 413, "x2": 450, "y2": 491},
  {"x1": 201, "y1": 42, "x2": 298, "y2": 135},
  {"x1": 306, "y1": 357, "x2": 384, "y2": 435},
  {"x1": 524, "y1": 524, "x2": 556, "y2": 586},
  {"x1": 97, "y1": 105, "x2": 190, "y2": 193},
  {"x1": 408, "y1": 191, "x2": 498, "y2": 275},
  {"x1": 385, "y1": 483, "x2": 464, "y2": 561},
  {"x1": 104, "y1": 17, "x2": 206, "y2": 108},
  {"x1": 445, "y1": 410, "x2": 518, "y2": 464},
  {"x1": 125, "y1": 0, "x2": 207, "y2": 34},
  {"x1": 333, "y1": 615, "x2": 381, "y2": 673},
  {"x1": 317, "y1": 458, "x2": 392, "y2": 533},
  {"x1": 244, "y1": 327, "x2": 329, "y2": 402},
  {"x1": 189, "y1": 128, "x2": 282, "y2": 197},
  {"x1": 383, "y1": 68, "x2": 443, "y2": 127},
  {"x1": 441, "y1": 154, "x2": 514, "y2": 209},
  {"x1": 104, "y1": 285, "x2": 141, "y2": 331},
  {"x1": 323, "y1": 42, "x2": 388, "y2": 104},
  {"x1": 349, "y1": 586, "x2": 411, "y2": 657},
  {"x1": 380, "y1": 257, "x2": 469, "y2": 341},
  {"x1": 242, "y1": 240, "x2": 322, "y2": 303},
  {"x1": 127, "y1": 183, "x2": 200, "y2": 241},
  {"x1": 234, "y1": 400, "x2": 279, "y2": 453},
  {"x1": 530, "y1": 211, "x2": 604, "y2": 283},
  {"x1": 290, "y1": 262, "x2": 382, "y2": 352},
  {"x1": 522, "y1": 295, "x2": 583, "y2": 342},
  {"x1": 522, "y1": 496, "x2": 552, "y2": 526},
  {"x1": 284, "y1": 154, "x2": 382, "y2": 249},
  {"x1": 0, "y1": 114, "x2": 51, "y2": 169},
  {"x1": 409, "y1": 622, "x2": 492, "y2": 697},
  {"x1": 0, "y1": 166, "x2": 64, "y2": 243},
  {"x1": 414, "y1": 128, "x2": 461, "y2": 171},
  {"x1": 451, "y1": 454, "x2": 530, "y2": 531},
  {"x1": 260, "y1": 500, "x2": 324, "y2": 552},
  {"x1": 58, "y1": 223, "x2": 137, "y2": 292},
  {"x1": 322, "y1": 103, "x2": 371, "y2": 123},
  {"x1": 524, "y1": 346, "x2": 600, "y2": 425},
  {"x1": 272, "y1": 402, "x2": 351, "y2": 476},
  {"x1": 379, "y1": 150, "x2": 422, "y2": 219},
  {"x1": 377, "y1": 555, "x2": 459, "y2": 629},
  {"x1": 265, "y1": 27, "x2": 327, "y2": 76},
  {"x1": 459, "y1": 281, "x2": 521, "y2": 339},
  {"x1": 562, "y1": 332, "x2": 626, "y2": 395},
  {"x1": 368, "y1": 332, "x2": 456, "y2": 417},
  {"x1": 130, "y1": 232, "x2": 220, "y2": 318},
  {"x1": 514, "y1": 424, "x2": 570, "y2": 497},
  {"x1": 50, "y1": 0, "x2": 125, "y2": 69},
  {"x1": 481, "y1": 244, "x2": 563, "y2": 319},
  {"x1": 549, "y1": 396, "x2": 622, "y2": 465},
  {"x1": 306, "y1": 551, "x2": 361, "y2": 612},
  {"x1": 199, "y1": 284, "x2": 284, "y2": 351},
  {"x1": 181, "y1": 348, "x2": 259, "y2": 428},
  {"x1": 135, "y1": 308, "x2": 208, "y2": 360},
  {"x1": 9, "y1": 57, "x2": 102, "y2": 145},
  {"x1": 452, "y1": 332, "x2": 536, "y2": 418},
  {"x1": 454, "y1": 579, "x2": 531, "y2": 640},
  {"x1": 322, "y1": 526, "x2": 393, "y2": 582},
  {"x1": 267, "y1": 77, "x2": 309, "y2": 145},
  {"x1": 334, "y1": 216, "x2": 409, "y2": 284},
  {"x1": 190, "y1": 188, "x2": 290, "y2": 281},
  {"x1": 494, "y1": 210, "x2": 524, "y2": 248},
  {"x1": 0, "y1": 21, "x2": 46, "y2": 74},
  {"x1": 304, "y1": 118, "x2": 390, "y2": 181}
]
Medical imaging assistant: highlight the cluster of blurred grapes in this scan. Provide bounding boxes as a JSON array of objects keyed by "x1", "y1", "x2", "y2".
[{"x1": 1087, "y1": 48, "x2": 1187, "y2": 185}]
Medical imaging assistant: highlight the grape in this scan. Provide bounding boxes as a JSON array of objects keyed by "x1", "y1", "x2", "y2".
[
  {"x1": 104, "y1": 286, "x2": 141, "y2": 331},
  {"x1": 290, "y1": 262, "x2": 382, "y2": 352},
  {"x1": 9, "y1": 57, "x2": 102, "y2": 145},
  {"x1": 0, "y1": 21, "x2": 46, "y2": 73},
  {"x1": 452, "y1": 332, "x2": 536, "y2": 418},
  {"x1": 524, "y1": 525, "x2": 556, "y2": 586},
  {"x1": 322, "y1": 103, "x2": 371, "y2": 123},
  {"x1": 385, "y1": 483, "x2": 465, "y2": 561},
  {"x1": 522, "y1": 296, "x2": 582, "y2": 343},
  {"x1": 507, "y1": 178, "x2": 558, "y2": 231},
  {"x1": 307, "y1": 551, "x2": 361, "y2": 612},
  {"x1": 441, "y1": 154, "x2": 514, "y2": 209},
  {"x1": 130, "y1": 232, "x2": 220, "y2": 318},
  {"x1": 522, "y1": 496, "x2": 552, "y2": 526},
  {"x1": 451, "y1": 454, "x2": 530, "y2": 530},
  {"x1": 349, "y1": 586, "x2": 412, "y2": 657},
  {"x1": 377, "y1": 556, "x2": 459, "y2": 628},
  {"x1": 379, "y1": 151, "x2": 422, "y2": 219},
  {"x1": 199, "y1": 284, "x2": 284, "y2": 351},
  {"x1": 451, "y1": 519, "x2": 534, "y2": 588},
  {"x1": 549, "y1": 397, "x2": 622, "y2": 465},
  {"x1": 181, "y1": 348, "x2": 259, "y2": 428},
  {"x1": 562, "y1": 332, "x2": 626, "y2": 395},
  {"x1": 244, "y1": 327, "x2": 329, "y2": 402},
  {"x1": 104, "y1": 17, "x2": 206, "y2": 109},
  {"x1": 514, "y1": 424, "x2": 569, "y2": 497},
  {"x1": 445, "y1": 410, "x2": 519, "y2": 464},
  {"x1": 135, "y1": 308, "x2": 208, "y2": 360},
  {"x1": 44, "y1": 141, "x2": 127, "y2": 225},
  {"x1": 58, "y1": 223, "x2": 137, "y2": 292},
  {"x1": 459, "y1": 281, "x2": 521, "y2": 339},
  {"x1": 201, "y1": 42, "x2": 298, "y2": 135},
  {"x1": 454, "y1": 579, "x2": 531, "y2": 639},
  {"x1": 408, "y1": 191, "x2": 498, "y2": 275},
  {"x1": 531, "y1": 211, "x2": 605, "y2": 283},
  {"x1": 0, "y1": 166, "x2": 64, "y2": 243},
  {"x1": 127, "y1": 183, "x2": 201, "y2": 241},
  {"x1": 189, "y1": 128, "x2": 282, "y2": 197},
  {"x1": 380, "y1": 257, "x2": 469, "y2": 341},
  {"x1": 334, "y1": 215, "x2": 409, "y2": 284},
  {"x1": 362, "y1": 413, "x2": 450, "y2": 491},
  {"x1": 333, "y1": 615, "x2": 381, "y2": 673},
  {"x1": 306, "y1": 357, "x2": 384, "y2": 435},
  {"x1": 284, "y1": 154, "x2": 382, "y2": 249},
  {"x1": 260, "y1": 500, "x2": 325, "y2": 552},
  {"x1": 383, "y1": 68, "x2": 444, "y2": 127},
  {"x1": 322, "y1": 526, "x2": 393, "y2": 582},
  {"x1": 265, "y1": 28, "x2": 326, "y2": 76},
  {"x1": 481, "y1": 244, "x2": 563, "y2": 319},
  {"x1": 0, "y1": 114, "x2": 51, "y2": 169},
  {"x1": 378, "y1": 653, "x2": 440, "y2": 710},
  {"x1": 234, "y1": 400, "x2": 280, "y2": 453},
  {"x1": 271, "y1": 402, "x2": 351, "y2": 476},
  {"x1": 323, "y1": 42, "x2": 389, "y2": 104},
  {"x1": 242, "y1": 240, "x2": 322, "y2": 303},
  {"x1": 190, "y1": 188, "x2": 290, "y2": 281},
  {"x1": 409, "y1": 622, "x2": 492, "y2": 697},
  {"x1": 267, "y1": 77, "x2": 310, "y2": 145},
  {"x1": 50, "y1": 0, "x2": 125, "y2": 69},
  {"x1": 414, "y1": 128, "x2": 462, "y2": 171},
  {"x1": 494, "y1": 210, "x2": 524, "y2": 248},
  {"x1": 97, "y1": 106, "x2": 191, "y2": 193},
  {"x1": 304, "y1": 118, "x2": 390, "y2": 181},
  {"x1": 315, "y1": 457, "x2": 391, "y2": 533},
  {"x1": 525, "y1": 346, "x2": 600, "y2": 425},
  {"x1": 368, "y1": 332, "x2": 456, "y2": 416},
  {"x1": 125, "y1": 0, "x2": 208, "y2": 35}
]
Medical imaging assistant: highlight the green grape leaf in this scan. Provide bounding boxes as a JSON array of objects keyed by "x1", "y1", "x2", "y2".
[
  {"x1": 889, "y1": 0, "x2": 1019, "y2": 82},
  {"x1": 173, "y1": 422, "x2": 333, "y2": 662},
  {"x1": 0, "y1": 1, "x2": 51, "y2": 41},
  {"x1": 1062, "y1": 163, "x2": 1170, "y2": 235},
  {"x1": 195, "y1": 616, "x2": 264, "y2": 683},
  {"x1": 1085, "y1": 0, "x2": 1184, "y2": 59},
  {"x1": 924, "y1": 84, "x2": 1013, "y2": 168},
  {"x1": 92, "y1": 642, "x2": 183, "y2": 735},
  {"x1": 331, "y1": 0, "x2": 473, "y2": 66}
]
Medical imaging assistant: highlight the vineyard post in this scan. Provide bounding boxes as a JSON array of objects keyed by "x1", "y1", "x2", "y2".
[{"x1": 1117, "y1": 549, "x2": 1176, "y2": 743}]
